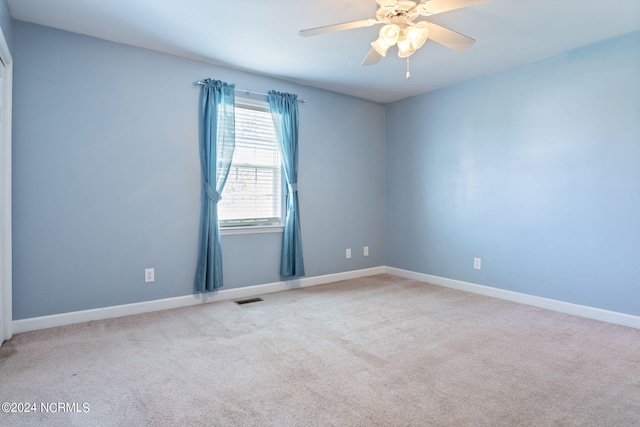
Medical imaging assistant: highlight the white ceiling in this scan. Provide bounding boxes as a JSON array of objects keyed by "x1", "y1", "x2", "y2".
[{"x1": 7, "y1": 0, "x2": 640, "y2": 103}]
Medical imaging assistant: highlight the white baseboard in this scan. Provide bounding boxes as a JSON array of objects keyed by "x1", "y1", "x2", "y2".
[
  {"x1": 384, "y1": 267, "x2": 640, "y2": 329},
  {"x1": 12, "y1": 266, "x2": 385, "y2": 334},
  {"x1": 13, "y1": 265, "x2": 638, "y2": 334}
]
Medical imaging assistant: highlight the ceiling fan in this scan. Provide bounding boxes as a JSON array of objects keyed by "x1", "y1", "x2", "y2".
[{"x1": 299, "y1": 0, "x2": 489, "y2": 78}]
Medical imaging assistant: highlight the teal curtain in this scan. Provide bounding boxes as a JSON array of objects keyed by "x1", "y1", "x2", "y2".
[
  {"x1": 268, "y1": 90, "x2": 305, "y2": 277},
  {"x1": 195, "y1": 79, "x2": 236, "y2": 291}
]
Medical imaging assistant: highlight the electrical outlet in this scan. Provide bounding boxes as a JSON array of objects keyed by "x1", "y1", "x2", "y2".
[
  {"x1": 145, "y1": 268, "x2": 155, "y2": 283},
  {"x1": 346, "y1": 248, "x2": 352, "y2": 259},
  {"x1": 364, "y1": 246, "x2": 369, "y2": 257},
  {"x1": 474, "y1": 258, "x2": 482, "y2": 270}
]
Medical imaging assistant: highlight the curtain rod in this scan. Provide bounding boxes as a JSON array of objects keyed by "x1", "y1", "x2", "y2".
[{"x1": 194, "y1": 81, "x2": 306, "y2": 103}]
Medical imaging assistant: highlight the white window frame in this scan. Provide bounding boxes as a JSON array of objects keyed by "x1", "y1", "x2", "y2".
[{"x1": 219, "y1": 96, "x2": 284, "y2": 235}]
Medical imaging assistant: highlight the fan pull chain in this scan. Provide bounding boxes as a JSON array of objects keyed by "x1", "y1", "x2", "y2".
[{"x1": 406, "y1": 57, "x2": 411, "y2": 80}]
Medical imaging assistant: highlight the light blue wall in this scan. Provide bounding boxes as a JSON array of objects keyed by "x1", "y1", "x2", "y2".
[
  {"x1": 385, "y1": 31, "x2": 640, "y2": 316},
  {"x1": 12, "y1": 22, "x2": 385, "y2": 319},
  {"x1": 13, "y1": 18, "x2": 639, "y2": 320}
]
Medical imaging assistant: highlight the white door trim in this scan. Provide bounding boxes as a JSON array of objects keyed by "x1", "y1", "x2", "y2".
[{"x1": 0, "y1": 28, "x2": 12, "y2": 345}]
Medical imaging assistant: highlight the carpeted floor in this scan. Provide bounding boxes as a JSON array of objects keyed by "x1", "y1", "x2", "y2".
[{"x1": 1, "y1": 274, "x2": 639, "y2": 426}]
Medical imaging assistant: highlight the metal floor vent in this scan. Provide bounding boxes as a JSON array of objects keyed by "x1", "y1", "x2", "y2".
[{"x1": 234, "y1": 297, "x2": 263, "y2": 305}]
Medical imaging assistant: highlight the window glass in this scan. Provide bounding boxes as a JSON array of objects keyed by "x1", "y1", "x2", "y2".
[{"x1": 218, "y1": 98, "x2": 282, "y2": 227}]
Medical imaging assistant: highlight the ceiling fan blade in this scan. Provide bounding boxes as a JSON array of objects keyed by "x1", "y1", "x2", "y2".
[
  {"x1": 416, "y1": 0, "x2": 490, "y2": 16},
  {"x1": 422, "y1": 22, "x2": 476, "y2": 52},
  {"x1": 299, "y1": 19, "x2": 379, "y2": 37},
  {"x1": 362, "y1": 48, "x2": 383, "y2": 66}
]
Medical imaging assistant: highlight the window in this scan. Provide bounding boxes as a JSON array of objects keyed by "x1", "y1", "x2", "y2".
[{"x1": 218, "y1": 97, "x2": 282, "y2": 228}]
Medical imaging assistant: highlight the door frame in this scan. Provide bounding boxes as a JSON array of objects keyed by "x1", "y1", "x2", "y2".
[{"x1": 0, "y1": 27, "x2": 13, "y2": 345}]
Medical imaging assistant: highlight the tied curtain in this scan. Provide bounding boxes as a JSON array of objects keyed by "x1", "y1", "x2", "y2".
[
  {"x1": 195, "y1": 79, "x2": 236, "y2": 292},
  {"x1": 268, "y1": 90, "x2": 305, "y2": 277}
]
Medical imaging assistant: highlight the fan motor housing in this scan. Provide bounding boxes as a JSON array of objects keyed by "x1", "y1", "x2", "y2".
[{"x1": 376, "y1": 1, "x2": 420, "y2": 23}]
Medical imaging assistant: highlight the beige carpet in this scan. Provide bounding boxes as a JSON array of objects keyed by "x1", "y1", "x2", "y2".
[{"x1": 0, "y1": 274, "x2": 639, "y2": 426}]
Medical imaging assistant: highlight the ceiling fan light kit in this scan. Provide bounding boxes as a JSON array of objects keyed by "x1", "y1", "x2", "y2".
[
  {"x1": 300, "y1": 0, "x2": 488, "y2": 78},
  {"x1": 397, "y1": 37, "x2": 416, "y2": 58},
  {"x1": 371, "y1": 24, "x2": 400, "y2": 56},
  {"x1": 370, "y1": 22, "x2": 428, "y2": 60},
  {"x1": 407, "y1": 26, "x2": 429, "y2": 49}
]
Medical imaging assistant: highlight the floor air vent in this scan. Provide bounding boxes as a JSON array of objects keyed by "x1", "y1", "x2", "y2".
[{"x1": 234, "y1": 297, "x2": 263, "y2": 305}]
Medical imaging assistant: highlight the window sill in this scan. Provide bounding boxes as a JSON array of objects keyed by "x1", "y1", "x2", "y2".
[{"x1": 221, "y1": 225, "x2": 284, "y2": 236}]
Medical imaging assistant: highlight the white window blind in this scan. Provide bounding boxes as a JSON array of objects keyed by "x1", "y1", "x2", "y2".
[{"x1": 218, "y1": 98, "x2": 282, "y2": 227}]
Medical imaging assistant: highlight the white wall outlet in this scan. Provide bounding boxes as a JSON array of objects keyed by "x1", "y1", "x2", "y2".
[
  {"x1": 364, "y1": 246, "x2": 369, "y2": 257},
  {"x1": 474, "y1": 258, "x2": 482, "y2": 270},
  {"x1": 145, "y1": 268, "x2": 155, "y2": 283},
  {"x1": 346, "y1": 248, "x2": 352, "y2": 259}
]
